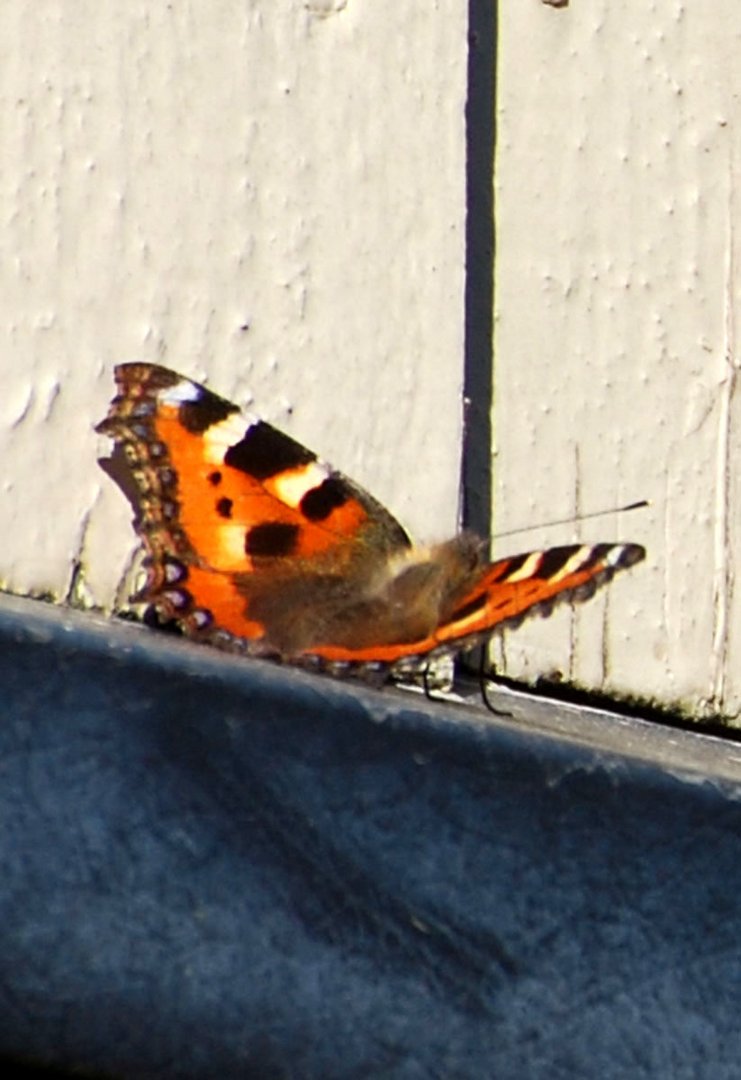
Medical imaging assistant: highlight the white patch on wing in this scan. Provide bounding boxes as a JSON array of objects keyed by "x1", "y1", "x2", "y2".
[
  {"x1": 504, "y1": 552, "x2": 542, "y2": 583},
  {"x1": 545, "y1": 545, "x2": 594, "y2": 584},
  {"x1": 215, "y1": 522, "x2": 254, "y2": 566},
  {"x1": 271, "y1": 462, "x2": 330, "y2": 508},
  {"x1": 159, "y1": 379, "x2": 203, "y2": 405},
  {"x1": 606, "y1": 544, "x2": 625, "y2": 567},
  {"x1": 202, "y1": 413, "x2": 257, "y2": 465}
]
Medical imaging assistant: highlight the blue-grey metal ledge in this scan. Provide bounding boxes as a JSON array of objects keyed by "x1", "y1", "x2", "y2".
[{"x1": 1, "y1": 591, "x2": 741, "y2": 1079}]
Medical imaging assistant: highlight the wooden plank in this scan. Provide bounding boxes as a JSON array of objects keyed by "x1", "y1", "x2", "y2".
[
  {"x1": 496, "y1": 0, "x2": 741, "y2": 715},
  {"x1": 0, "y1": 1, "x2": 466, "y2": 604}
]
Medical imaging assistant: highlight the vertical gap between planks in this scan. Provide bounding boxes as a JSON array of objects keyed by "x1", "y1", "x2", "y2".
[{"x1": 461, "y1": 0, "x2": 496, "y2": 548}]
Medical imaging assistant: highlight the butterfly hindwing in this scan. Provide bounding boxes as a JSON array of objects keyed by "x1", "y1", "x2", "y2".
[{"x1": 301, "y1": 540, "x2": 645, "y2": 667}]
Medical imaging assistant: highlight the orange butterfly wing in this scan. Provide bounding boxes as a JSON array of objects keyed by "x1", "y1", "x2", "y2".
[
  {"x1": 97, "y1": 363, "x2": 411, "y2": 648},
  {"x1": 97, "y1": 364, "x2": 645, "y2": 674},
  {"x1": 304, "y1": 542, "x2": 645, "y2": 668}
]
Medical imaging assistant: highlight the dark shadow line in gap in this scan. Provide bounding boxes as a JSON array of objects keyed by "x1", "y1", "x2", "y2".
[{"x1": 462, "y1": 0, "x2": 496, "y2": 546}]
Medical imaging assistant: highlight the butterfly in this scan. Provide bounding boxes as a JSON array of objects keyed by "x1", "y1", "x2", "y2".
[{"x1": 96, "y1": 363, "x2": 645, "y2": 680}]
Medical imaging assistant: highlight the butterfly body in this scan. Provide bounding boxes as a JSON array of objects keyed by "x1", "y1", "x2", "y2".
[{"x1": 97, "y1": 364, "x2": 645, "y2": 679}]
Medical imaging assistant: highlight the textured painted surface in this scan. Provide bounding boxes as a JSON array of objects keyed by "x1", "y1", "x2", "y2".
[
  {"x1": 496, "y1": 1, "x2": 741, "y2": 714},
  {"x1": 0, "y1": 2, "x2": 466, "y2": 603},
  {"x1": 8, "y1": 1, "x2": 741, "y2": 715}
]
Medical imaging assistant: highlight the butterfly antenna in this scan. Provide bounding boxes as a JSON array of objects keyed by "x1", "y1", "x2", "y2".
[{"x1": 495, "y1": 499, "x2": 649, "y2": 540}]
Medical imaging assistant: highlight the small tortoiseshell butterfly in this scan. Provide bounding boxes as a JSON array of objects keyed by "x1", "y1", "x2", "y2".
[{"x1": 97, "y1": 364, "x2": 645, "y2": 680}]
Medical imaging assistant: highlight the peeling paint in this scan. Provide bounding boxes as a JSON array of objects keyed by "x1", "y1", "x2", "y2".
[
  {"x1": 0, "y1": 377, "x2": 61, "y2": 430},
  {"x1": 65, "y1": 504, "x2": 95, "y2": 608},
  {"x1": 305, "y1": 0, "x2": 348, "y2": 17},
  {"x1": 600, "y1": 594, "x2": 610, "y2": 686},
  {"x1": 2, "y1": 383, "x2": 34, "y2": 429},
  {"x1": 39, "y1": 377, "x2": 62, "y2": 423},
  {"x1": 708, "y1": 164, "x2": 739, "y2": 711},
  {"x1": 112, "y1": 543, "x2": 142, "y2": 616},
  {"x1": 568, "y1": 442, "x2": 582, "y2": 684}
]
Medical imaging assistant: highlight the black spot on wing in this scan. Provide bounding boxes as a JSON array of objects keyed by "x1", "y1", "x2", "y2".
[
  {"x1": 208, "y1": 470, "x2": 222, "y2": 486},
  {"x1": 245, "y1": 522, "x2": 300, "y2": 558},
  {"x1": 619, "y1": 543, "x2": 645, "y2": 569},
  {"x1": 534, "y1": 545, "x2": 581, "y2": 580},
  {"x1": 576, "y1": 543, "x2": 613, "y2": 572},
  {"x1": 448, "y1": 594, "x2": 488, "y2": 624},
  {"x1": 216, "y1": 497, "x2": 233, "y2": 519},
  {"x1": 178, "y1": 387, "x2": 238, "y2": 434},
  {"x1": 225, "y1": 422, "x2": 315, "y2": 481},
  {"x1": 300, "y1": 477, "x2": 350, "y2": 521},
  {"x1": 495, "y1": 552, "x2": 529, "y2": 581}
]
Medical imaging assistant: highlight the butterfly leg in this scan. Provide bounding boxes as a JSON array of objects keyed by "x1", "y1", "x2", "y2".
[
  {"x1": 422, "y1": 662, "x2": 448, "y2": 705},
  {"x1": 477, "y1": 651, "x2": 513, "y2": 717}
]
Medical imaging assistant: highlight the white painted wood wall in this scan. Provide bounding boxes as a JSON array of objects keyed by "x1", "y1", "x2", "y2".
[
  {"x1": 496, "y1": 1, "x2": 741, "y2": 717},
  {"x1": 1, "y1": 1, "x2": 737, "y2": 718}
]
